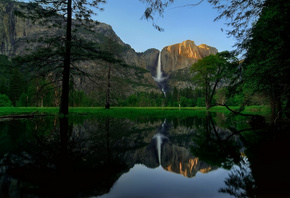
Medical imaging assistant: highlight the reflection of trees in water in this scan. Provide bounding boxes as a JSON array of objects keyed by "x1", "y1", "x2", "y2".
[
  {"x1": 1, "y1": 114, "x2": 288, "y2": 197},
  {"x1": 217, "y1": 118, "x2": 290, "y2": 198},
  {"x1": 0, "y1": 117, "x2": 129, "y2": 197},
  {"x1": 191, "y1": 113, "x2": 245, "y2": 169},
  {"x1": 242, "y1": 124, "x2": 290, "y2": 198},
  {"x1": 219, "y1": 157, "x2": 257, "y2": 198}
]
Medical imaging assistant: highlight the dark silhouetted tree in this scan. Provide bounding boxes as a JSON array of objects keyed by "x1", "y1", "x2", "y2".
[
  {"x1": 242, "y1": 0, "x2": 290, "y2": 119},
  {"x1": 14, "y1": 0, "x2": 106, "y2": 115}
]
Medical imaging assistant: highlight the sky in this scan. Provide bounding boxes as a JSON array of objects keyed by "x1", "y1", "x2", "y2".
[
  {"x1": 94, "y1": 0, "x2": 236, "y2": 53},
  {"x1": 22, "y1": 0, "x2": 236, "y2": 53}
]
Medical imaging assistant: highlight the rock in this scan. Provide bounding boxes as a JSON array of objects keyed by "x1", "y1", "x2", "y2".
[
  {"x1": 161, "y1": 40, "x2": 218, "y2": 74},
  {"x1": 0, "y1": 1, "x2": 218, "y2": 94}
]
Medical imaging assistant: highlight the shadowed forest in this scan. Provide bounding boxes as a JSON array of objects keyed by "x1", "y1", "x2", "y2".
[
  {"x1": 0, "y1": 1, "x2": 290, "y2": 198},
  {"x1": 0, "y1": 0, "x2": 288, "y2": 121}
]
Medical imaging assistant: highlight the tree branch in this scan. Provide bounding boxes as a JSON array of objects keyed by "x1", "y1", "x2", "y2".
[{"x1": 171, "y1": 0, "x2": 204, "y2": 9}]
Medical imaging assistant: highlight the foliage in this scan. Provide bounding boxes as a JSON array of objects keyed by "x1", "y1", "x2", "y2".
[
  {"x1": 242, "y1": 0, "x2": 290, "y2": 117},
  {"x1": 141, "y1": 0, "x2": 264, "y2": 40},
  {"x1": 190, "y1": 51, "x2": 239, "y2": 109},
  {"x1": 191, "y1": 113, "x2": 245, "y2": 169},
  {"x1": 8, "y1": 69, "x2": 26, "y2": 106},
  {"x1": 208, "y1": 0, "x2": 265, "y2": 52},
  {"x1": 0, "y1": 55, "x2": 13, "y2": 96},
  {"x1": 0, "y1": 94, "x2": 12, "y2": 107},
  {"x1": 13, "y1": 0, "x2": 108, "y2": 115}
]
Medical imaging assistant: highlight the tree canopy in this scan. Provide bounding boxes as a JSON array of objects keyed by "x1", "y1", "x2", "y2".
[
  {"x1": 242, "y1": 0, "x2": 290, "y2": 117},
  {"x1": 13, "y1": 0, "x2": 108, "y2": 115},
  {"x1": 191, "y1": 51, "x2": 239, "y2": 109}
]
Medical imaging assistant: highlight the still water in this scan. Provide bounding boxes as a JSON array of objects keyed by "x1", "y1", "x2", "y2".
[{"x1": 0, "y1": 113, "x2": 289, "y2": 198}]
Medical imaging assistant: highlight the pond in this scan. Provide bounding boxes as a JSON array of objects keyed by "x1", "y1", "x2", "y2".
[{"x1": 0, "y1": 112, "x2": 289, "y2": 198}]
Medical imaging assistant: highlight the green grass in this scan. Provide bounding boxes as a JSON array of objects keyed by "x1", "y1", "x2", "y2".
[
  {"x1": 0, "y1": 106, "x2": 271, "y2": 118},
  {"x1": 208, "y1": 105, "x2": 271, "y2": 115},
  {"x1": 0, "y1": 107, "x2": 59, "y2": 116}
]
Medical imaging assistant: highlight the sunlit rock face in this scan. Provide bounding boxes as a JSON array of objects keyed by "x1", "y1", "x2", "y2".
[
  {"x1": 122, "y1": 138, "x2": 216, "y2": 178},
  {"x1": 0, "y1": 1, "x2": 218, "y2": 93},
  {"x1": 161, "y1": 40, "x2": 218, "y2": 74},
  {"x1": 161, "y1": 143, "x2": 216, "y2": 178}
]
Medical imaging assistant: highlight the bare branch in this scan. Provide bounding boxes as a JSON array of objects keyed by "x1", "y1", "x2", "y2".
[{"x1": 171, "y1": 0, "x2": 204, "y2": 9}]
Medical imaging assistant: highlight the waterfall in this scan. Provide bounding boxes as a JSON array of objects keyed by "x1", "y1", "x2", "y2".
[
  {"x1": 156, "y1": 51, "x2": 162, "y2": 81},
  {"x1": 153, "y1": 51, "x2": 164, "y2": 83},
  {"x1": 153, "y1": 51, "x2": 167, "y2": 97},
  {"x1": 153, "y1": 133, "x2": 164, "y2": 165},
  {"x1": 156, "y1": 134, "x2": 163, "y2": 165},
  {"x1": 152, "y1": 119, "x2": 168, "y2": 165}
]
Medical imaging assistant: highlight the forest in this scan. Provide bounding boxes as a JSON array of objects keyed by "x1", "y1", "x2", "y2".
[
  {"x1": 0, "y1": 0, "x2": 289, "y2": 121},
  {"x1": 0, "y1": 1, "x2": 289, "y2": 196}
]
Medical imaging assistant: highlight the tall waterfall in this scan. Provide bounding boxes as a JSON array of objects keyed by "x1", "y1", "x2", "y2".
[
  {"x1": 153, "y1": 51, "x2": 167, "y2": 96},
  {"x1": 153, "y1": 133, "x2": 167, "y2": 165},
  {"x1": 152, "y1": 119, "x2": 168, "y2": 165},
  {"x1": 153, "y1": 51, "x2": 164, "y2": 82}
]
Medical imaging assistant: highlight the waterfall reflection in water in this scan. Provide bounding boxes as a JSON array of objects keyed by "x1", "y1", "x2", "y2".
[{"x1": 0, "y1": 114, "x2": 289, "y2": 198}]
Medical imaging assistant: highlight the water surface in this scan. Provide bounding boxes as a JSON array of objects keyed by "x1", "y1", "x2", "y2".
[{"x1": 0, "y1": 113, "x2": 289, "y2": 197}]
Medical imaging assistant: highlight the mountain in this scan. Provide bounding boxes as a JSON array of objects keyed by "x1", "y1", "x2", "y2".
[
  {"x1": 0, "y1": 1, "x2": 162, "y2": 96},
  {"x1": 158, "y1": 40, "x2": 218, "y2": 90},
  {"x1": 0, "y1": 1, "x2": 218, "y2": 95},
  {"x1": 161, "y1": 40, "x2": 218, "y2": 74}
]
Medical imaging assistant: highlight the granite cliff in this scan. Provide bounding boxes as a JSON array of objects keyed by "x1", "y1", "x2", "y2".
[
  {"x1": 0, "y1": 1, "x2": 162, "y2": 95},
  {"x1": 156, "y1": 40, "x2": 218, "y2": 90},
  {"x1": 161, "y1": 40, "x2": 218, "y2": 74},
  {"x1": 0, "y1": 1, "x2": 218, "y2": 93}
]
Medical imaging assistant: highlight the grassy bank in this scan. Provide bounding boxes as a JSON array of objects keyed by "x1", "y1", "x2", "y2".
[{"x1": 0, "y1": 106, "x2": 271, "y2": 118}]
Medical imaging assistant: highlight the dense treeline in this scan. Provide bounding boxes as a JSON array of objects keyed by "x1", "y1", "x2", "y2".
[
  {"x1": 119, "y1": 87, "x2": 267, "y2": 108},
  {"x1": 1, "y1": 0, "x2": 289, "y2": 121},
  {"x1": 0, "y1": 55, "x2": 268, "y2": 108}
]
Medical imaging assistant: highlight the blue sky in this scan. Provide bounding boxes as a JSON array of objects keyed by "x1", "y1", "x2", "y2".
[
  {"x1": 95, "y1": 0, "x2": 236, "y2": 52},
  {"x1": 23, "y1": 0, "x2": 236, "y2": 53}
]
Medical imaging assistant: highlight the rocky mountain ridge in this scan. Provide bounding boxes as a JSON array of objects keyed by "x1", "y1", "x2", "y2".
[
  {"x1": 0, "y1": 1, "x2": 218, "y2": 93},
  {"x1": 161, "y1": 40, "x2": 218, "y2": 74}
]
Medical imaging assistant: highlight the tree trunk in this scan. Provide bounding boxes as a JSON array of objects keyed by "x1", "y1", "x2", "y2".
[
  {"x1": 40, "y1": 97, "x2": 43, "y2": 107},
  {"x1": 59, "y1": 0, "x2": 72, "y2": 115},
  {"x1": 270, "y1": 91, "x2": 282, "y2": 121},
  {"x1": 54, "y1": 90, "x2": 59, "y2": 107},
  {"x1": 105, "y1": 118, "x2": 111, "y2": 162},
  {"x1": 209, "y1": 80, "x2": 219, "y2": 107},
  {"x1": 205, "y1": 81, "x2": 211, "y2": 110},
  {"x1": 205, "y1": 81, "x2": 210, "y2": 109},
  {"x1": 105, "y1": 64, "x2": 111, "y2": 109},
  {"x1": 59, "y1": 117, "x2": 69, "y2": 171},
  {"x1": 206, "y1": 101, "x2": 211, "y2": 110}
]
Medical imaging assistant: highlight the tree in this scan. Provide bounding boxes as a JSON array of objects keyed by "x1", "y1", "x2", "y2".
[
  {"x1": 0, "y1": 55, "x2": 12, "y2": 96},
  {"x1": 242, "y1": 0, "x2": 290, "y2": 118},
  {"x1": 172, "y1": 87, "x2": 181, "y2": 109},
  {"x1": 9, "y1": 69, "x2": 26, "y2": 106},
  {"x1": 101, "y1": 36, "x2": 123, "y2": 109},
  {"x1": 190, "y1": 51, "x2": 238, "y2": 109},
  {"x1": 14, "y1": 0, "x2": 106, "y2": 115},
  {"x1": 141, "y1": 0, "x2": 265, "y2": 38},
  {"x1": 0, "y1": 94, "x2": 12, "y2": 107}
]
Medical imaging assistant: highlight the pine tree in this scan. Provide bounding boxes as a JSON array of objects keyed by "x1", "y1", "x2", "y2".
[{"x1": 13, "y1": 0, "x2": 107, "y2": 115}]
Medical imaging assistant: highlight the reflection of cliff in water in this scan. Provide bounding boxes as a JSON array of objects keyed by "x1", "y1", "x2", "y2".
[
  {"x1": 0, "y1": 116, "x2": 229, "y2": 197},
  {"x1": 122, "y1": 119, "x2": 217, "y2": 178},
  {"x1": 0, "y1": 117, "x2": 130, "y2": 198}
]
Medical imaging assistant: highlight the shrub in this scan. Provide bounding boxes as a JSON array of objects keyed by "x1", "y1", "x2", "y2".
[{"x1": 0, "y1": 94, "x2": 12, "y2": 107}]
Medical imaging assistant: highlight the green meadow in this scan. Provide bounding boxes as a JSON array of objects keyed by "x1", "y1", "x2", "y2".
[{"x1": 0, "y1": 106, "x2": 271, "y2": 118}]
